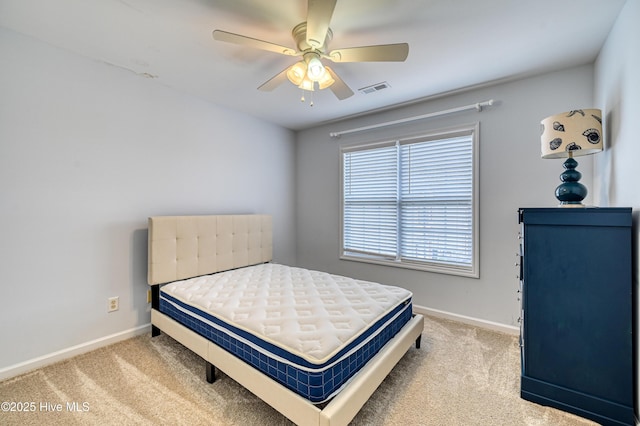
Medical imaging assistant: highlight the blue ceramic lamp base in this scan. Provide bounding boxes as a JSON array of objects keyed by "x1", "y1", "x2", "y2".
[{"x1": 555, "y1": 156, "x2": 587, "y2": 207}]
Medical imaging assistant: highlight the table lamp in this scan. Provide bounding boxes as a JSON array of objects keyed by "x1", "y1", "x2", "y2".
[{"x1": 540, "y1": 109, "x2": 603, "y2": 207}]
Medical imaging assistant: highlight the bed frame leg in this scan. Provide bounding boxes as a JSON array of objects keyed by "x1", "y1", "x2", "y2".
[
  {"x1": 151, "y1": 285, "x2": 160, "y2": 310},
  {"x1": 151, "y1": 325, "x2": 161, "y2": 337},
  {"x1": 415, "y1": 335, "x2": 422, "y2": 349},
  {"x1": 206, "y1": 361, "x2": 216, "y2": 383},
  {"x1": 150, "y1": 285, "x2": 162, "y2": 337}
]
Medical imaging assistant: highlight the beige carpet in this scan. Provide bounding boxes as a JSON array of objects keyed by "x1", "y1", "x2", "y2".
[{"x1": 0, "y1": 315, "x2": 596, "y2": 425}]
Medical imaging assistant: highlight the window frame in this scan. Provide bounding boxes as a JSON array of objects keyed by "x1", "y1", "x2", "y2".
[{"x1": 339, "y1": 123, "x2": 480, "y2": 278}]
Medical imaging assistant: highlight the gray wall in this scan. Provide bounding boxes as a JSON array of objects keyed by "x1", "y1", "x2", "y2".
[
  {"x1": 295, "y1": 65, "x2": 595, "y2": 328},
  {"x1": 593, "y1": 0, "x2": 640, "y2": 412},
  {"x1": 0, "y1": 28, "x2": 297, "y2": 371}
]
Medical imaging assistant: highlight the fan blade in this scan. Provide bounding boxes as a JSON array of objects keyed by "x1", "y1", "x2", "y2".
[
  {"x1": 258, "y1": 66, "x2": 292, "y2": 91},
  {"x1": 329, "y1": 43, "x2": 409, "y2": 62},
  {"x1": 325, "y1": 66, "x2": 354, "y2": 100},
  {"x1": 306, "y1": 0, "x2": 337, "y2": 48},
  {"x1": 213, "y1": 30, "x2": 297, "y2": 56}
]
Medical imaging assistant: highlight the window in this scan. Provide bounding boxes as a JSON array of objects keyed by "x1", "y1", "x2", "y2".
[{"x1": 340, "y1": 124, "x2": 479, "y2": 277}]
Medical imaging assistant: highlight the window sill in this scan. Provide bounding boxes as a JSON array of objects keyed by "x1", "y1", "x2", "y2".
[{"x1": 340, "y1": 253, "x2": 479, "y2": 278}]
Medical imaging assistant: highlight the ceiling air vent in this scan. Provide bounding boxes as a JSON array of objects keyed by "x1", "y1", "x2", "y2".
[{"x1": 358, "y1": 82, "x2": 390, "y2": 94}]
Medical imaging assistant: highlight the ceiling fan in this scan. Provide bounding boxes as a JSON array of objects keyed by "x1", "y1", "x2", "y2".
[{"x1": 212, "y1": 0, "x2": 409, "y2": 102}]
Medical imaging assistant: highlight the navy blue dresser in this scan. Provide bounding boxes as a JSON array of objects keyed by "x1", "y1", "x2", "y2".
[{"x1": 518, "y1": 207, "x2": 634, "y2": 426}]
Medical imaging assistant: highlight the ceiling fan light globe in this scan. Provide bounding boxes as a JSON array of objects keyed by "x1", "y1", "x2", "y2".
[
  {"x1": 286, "y1": 61, "x2": 307, "y2": 85},
  {"x1": 298, "y1": 75, "x2": 315, "y2": 91},
  {"x1": 306, "y1": 56, "x2": 326, "y2": 82},
  {"x1": 317, "y1": 72, "x2": 335, "y2": 89}
]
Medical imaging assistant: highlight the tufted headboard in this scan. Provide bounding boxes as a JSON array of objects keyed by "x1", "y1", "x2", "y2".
[{"x1": 147, "y1": 214, "x2": 272, "y2": 285}]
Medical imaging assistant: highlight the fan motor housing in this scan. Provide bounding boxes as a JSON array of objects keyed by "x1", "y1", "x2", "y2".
[{"x1": 292, "y1": 22, "x2": 332, "y2": 52}]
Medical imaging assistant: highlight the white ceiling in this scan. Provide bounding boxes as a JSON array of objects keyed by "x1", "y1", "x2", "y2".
[{"x1": 0, "y1": 0, "x2": 627, "y2": 130}]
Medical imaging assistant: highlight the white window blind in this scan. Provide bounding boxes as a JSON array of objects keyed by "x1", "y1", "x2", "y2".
[
  {"x1": 343, "y1": 143, "x2": 398, "y2": 259},
  {"x1": 341, "y1": 126, "x2": 478, "y2": 277}
]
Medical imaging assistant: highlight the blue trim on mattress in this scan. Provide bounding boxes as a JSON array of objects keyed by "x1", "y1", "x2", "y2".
[{"x1": 159, "y1": 291, "x2": 412, "y2": 403}]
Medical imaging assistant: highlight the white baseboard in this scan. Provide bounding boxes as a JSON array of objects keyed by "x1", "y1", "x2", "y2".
[
  {"x1": 0, "y1": 323, "x2": 151, "y2": 382},
  {"x1": 413, "y1": 305, "x2": 520, "y2": 336}
]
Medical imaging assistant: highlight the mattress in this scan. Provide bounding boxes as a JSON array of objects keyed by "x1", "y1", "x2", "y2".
[{"x1": 159, "y1": 263, "x2": 413, "y2": 403}]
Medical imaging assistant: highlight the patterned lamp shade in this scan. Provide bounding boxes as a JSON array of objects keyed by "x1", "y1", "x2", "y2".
[
  {"x1": 540, "y1": 109, "x2": 603, "y2": 206},
  {"x1": 540, "y1": 109, "x2": 603, "y2": 159}
]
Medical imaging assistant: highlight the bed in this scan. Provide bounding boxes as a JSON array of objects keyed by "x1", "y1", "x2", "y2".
[{"x1": 147, "y1": 214, "x2": 424, "y2": 426}]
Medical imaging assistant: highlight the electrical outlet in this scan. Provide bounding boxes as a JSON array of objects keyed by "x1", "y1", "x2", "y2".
[
  {"x1": 147, "y1": 289, "x2": 152, "y2": 304},
  {"x1": 108, "y1": 296, "x2": 119, "y2": 312}
]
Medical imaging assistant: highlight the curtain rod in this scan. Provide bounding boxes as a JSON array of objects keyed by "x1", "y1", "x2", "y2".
[{"x1": 329, "y1": 99, "x2": 495, "y2": 138}]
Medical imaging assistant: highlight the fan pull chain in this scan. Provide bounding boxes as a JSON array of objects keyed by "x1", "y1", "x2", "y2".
[{"x1": 300, "y1": 90, "x2": 314, "y2": 107}]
